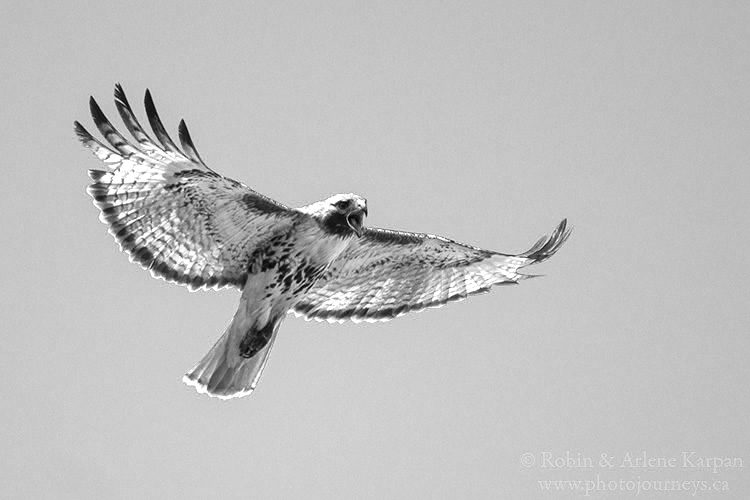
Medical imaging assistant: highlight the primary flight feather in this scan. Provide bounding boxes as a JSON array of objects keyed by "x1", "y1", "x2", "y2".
[{"x1": 75, "y1": 85, "x2": 572, "y2": 399}]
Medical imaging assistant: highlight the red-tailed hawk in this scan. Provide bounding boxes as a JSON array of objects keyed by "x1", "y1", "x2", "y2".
[{"x1": 75, "y1": 85, "x2": 572, "y2": 399}]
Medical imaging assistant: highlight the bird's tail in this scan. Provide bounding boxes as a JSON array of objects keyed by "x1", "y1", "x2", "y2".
[{"x1": 183, "y1": 314, "x2": 281, "y2": 400}]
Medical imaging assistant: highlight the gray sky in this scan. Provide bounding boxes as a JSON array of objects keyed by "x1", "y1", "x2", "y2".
[{"x1": 1, "y1": 1, "x2": 749, "y2": 498}]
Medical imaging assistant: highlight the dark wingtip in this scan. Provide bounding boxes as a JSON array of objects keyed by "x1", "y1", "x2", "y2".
[
  {"x1": 144, "y1": 88, "x2": 154, "y2": 109},
  {"x1": 178, "y1": 118, "x2": 207, "y2": 167},
  {"x1": 177, "y1": 118, "x2": 191, "y2": 145},
  {"x1": 114, "y1": 82, "x2": 128, "y2": 105},
  {"x1": 143, "y1": 89, "x2": 156, "y2": 121},
  {"x1": 73, "y1": 120, "x2": 91, "y2": 142},
  {"x1": 113, "y1": 84, "x2": 157, "y2": 147},
  {"x1": 88, "y1": 96, "x2": 106, "y2": 123},
  {"x1": 143, "y1": 88, "x2": 182, "y2": 154},
  {"x1": 522, "y1": 218, "x2": 572, "y2": 263}
]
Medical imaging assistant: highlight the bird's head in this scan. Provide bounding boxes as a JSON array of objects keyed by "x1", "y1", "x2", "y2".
[{"x1": 304, "y1": 193, "x2": 368, "y2": 238}]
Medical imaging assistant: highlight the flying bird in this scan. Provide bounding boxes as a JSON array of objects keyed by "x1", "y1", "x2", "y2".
[{"x1": 75, "y1": 85, "x2": 572, "y2": 399}]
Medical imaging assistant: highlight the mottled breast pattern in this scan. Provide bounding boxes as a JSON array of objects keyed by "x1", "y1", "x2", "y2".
[{"x1": 250, "y1": 225, "x2": 353, "y2": 300}]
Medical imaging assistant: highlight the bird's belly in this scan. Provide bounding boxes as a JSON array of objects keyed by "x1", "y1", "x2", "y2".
[{"x1": 243, "y1": 256, "x2": 332, "y2": 318}]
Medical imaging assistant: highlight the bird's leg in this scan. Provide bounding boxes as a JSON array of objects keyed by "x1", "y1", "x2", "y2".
[{"x1": 238, "y1": 320, "x2": 275, "y2": 358}]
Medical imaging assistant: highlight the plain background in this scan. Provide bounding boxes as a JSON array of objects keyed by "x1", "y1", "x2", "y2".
[{"x1": 1, "y1": 1, "x2": 748, "y2": 498}]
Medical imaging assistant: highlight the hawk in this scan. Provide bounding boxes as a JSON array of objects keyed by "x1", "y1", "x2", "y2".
[{"x1": 75, "y1": 85, "x2": 572, "y2": 399}]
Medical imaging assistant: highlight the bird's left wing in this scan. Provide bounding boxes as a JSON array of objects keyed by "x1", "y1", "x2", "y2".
[
  {"x1": 75, "y1": 85, "x2": 302, "y2": 291},
  {"x1": 293, "y1": 219, "x2": 571, "y2": 322}
]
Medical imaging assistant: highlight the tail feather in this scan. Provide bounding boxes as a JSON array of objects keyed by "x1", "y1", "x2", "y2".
[{"x1": 183, "y1": 320, "x2": 280, "y2": 400}]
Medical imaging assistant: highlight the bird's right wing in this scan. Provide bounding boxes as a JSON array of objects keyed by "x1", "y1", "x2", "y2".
[
  {"x1": 293, "y1": 219, "x2": 571, "y2": 322},
  {"x1": 75, "y1": 85, "x2": 302, "y2": 291}
]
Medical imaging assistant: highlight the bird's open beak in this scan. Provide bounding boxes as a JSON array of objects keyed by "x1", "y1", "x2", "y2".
[{"x1": 346, "y1": 210, "x2": 366, "y2": 237}]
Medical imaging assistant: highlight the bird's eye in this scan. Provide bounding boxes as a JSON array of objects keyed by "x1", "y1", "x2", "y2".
[{"x1": 335, "y1": 200, "x2": 350, "y2": 209}]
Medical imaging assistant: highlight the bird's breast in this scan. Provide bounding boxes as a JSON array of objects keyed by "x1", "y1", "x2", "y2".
[
  {"x1": 244, "y1": 227, "x2": 352, "y2": 311},
  {"x1": 294, "y1": 226, "x2": 353, "y2": 266}
]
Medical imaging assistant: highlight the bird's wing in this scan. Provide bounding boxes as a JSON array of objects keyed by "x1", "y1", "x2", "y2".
[
  {"x1": 75, "y1": 85, "x2": 302, "y2": 291},
  {"x1": 293, "y1": 219, "x2": 571, "y2": 322}
]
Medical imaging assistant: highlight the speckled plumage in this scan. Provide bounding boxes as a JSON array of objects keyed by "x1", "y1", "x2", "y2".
[{"x1": 76, "y1": 85, "x2": 571, "y2": 399}]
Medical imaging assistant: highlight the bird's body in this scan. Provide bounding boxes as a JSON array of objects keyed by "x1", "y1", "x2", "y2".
[
  {"x1": 76, "y1": 85, "x2": 571, "y2": 399},
  {"x1": 184, "y1": 218, "x2": 351, "y2": 397}
]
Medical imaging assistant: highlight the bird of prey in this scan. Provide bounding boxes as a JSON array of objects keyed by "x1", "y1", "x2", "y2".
[{"x1": 75, "y1": 85, "x2": 572, "y2": 400}]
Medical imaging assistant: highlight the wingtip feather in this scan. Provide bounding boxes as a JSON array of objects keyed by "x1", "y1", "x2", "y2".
[
  {"x1": 178, "y1": 118, "x2": 208, "y2": 167},
  {"x1": 114, "y1": 82, "x2": 128, "y2": 106},
  {"x1": 143, "y1": 88, "x2": 183, "y2": 155},
  {"x1": 73, "y1": 120, "x2": 89, "y2": 141},
  {"x1": 521, "y1": 218, "x2": 572, "y2": 263},
  {"x1": 88, "y1": 96, "x2": 106, "y2": 125}
]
